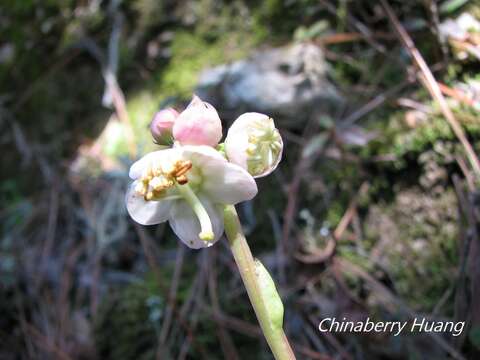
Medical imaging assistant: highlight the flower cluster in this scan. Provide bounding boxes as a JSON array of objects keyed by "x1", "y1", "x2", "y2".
[{"x1": 126, "y1": 95, "x2": 283, "y2": 248}]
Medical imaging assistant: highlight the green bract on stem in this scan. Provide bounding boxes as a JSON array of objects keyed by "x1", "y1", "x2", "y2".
[{"x1": 223, "y1": 204, "x2": 296, "y2": 360}]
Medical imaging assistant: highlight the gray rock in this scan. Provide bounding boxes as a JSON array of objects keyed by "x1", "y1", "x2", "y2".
[{"x1": 195, "y1": 43, "x2": 344, "y2": 127}]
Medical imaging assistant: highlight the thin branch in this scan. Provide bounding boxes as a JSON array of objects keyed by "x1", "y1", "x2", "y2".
[
  {"x1": 157, "y1": 244, "x2": 185, "y2": 351},
  {"x1": 207, "y1": 249, "x2": 241, "y2": 360}
]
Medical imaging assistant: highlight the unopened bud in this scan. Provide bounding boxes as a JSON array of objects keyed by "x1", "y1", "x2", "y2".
[
  {"x1": 150, "y1": 108, "x2": 179, "y2": 145},
  {"x1": 173, "y1": 95, "x2": 222, "y2": 147}
]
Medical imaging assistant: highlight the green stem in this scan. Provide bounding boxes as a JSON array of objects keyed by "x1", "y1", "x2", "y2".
[{"x1": 223, "y1": 205, "x2": 296, "y2": 360}]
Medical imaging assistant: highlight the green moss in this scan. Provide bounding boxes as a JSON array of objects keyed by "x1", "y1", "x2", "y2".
[
  {"x1": 158, "y1": 32, "x2": 222, "y2": 99},
  {"x1": 364, "y1": 187, "x2": 458, "y2": 312},
  {"x1": 95, "y1": 263, "x2": 200, "y2": 360},
  {"x1": 94, "y1": 277, "x2": 162, "y2": 360},
  {"x1": 393, "y1": 108, "x2": 480, "y2": 158},
  {"x1": 325, "y1": 201, "x2": 346, "y2": 227},
  {"x1": 317, "y1": 160, "x2": 363, "y2": 227},
  {"x1": 253, "y1": 0, "x2": 319, "y2": 38},
  {"x1": 298, "y1": 97, "x2": 475, "y2": 315},
  {"x1": 155, "y1": 29, "x2": 262, "y2": 100},
  {"x1": 330, "y1": 186, "x2": 458, "y2": 313},
  {"x1": 361, "y1": 102, "x2": 480, "y2": 171},
  {"x1": 126, "y1": 91, "x2": 161, "y2": 153}
]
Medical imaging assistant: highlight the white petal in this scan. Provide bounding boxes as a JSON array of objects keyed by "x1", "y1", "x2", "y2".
[
  {"x1": 228, "y1": 112, "x2": 270, "y2": 134},
  {"x1": 180, "y1": 145, "x2": 258, "y2": 204},
  {"x1": 129, "y1": 148, "x2": 179, "y2": 179},
  {"x1": 125, "y1": 181, "x2": 172, "y2": 225},
  {"x1": 179, "y1": 144, "x2": 226, "y2": 162},
  {"x1": 224, "y1": 128, "x2": 249, "y2": 170},
  {"x1": 168, "y1": 196, "x2": 224, "y2": 249},
  {"x1": 202, "y1": 161, "x2": 258, "y2": 204}
]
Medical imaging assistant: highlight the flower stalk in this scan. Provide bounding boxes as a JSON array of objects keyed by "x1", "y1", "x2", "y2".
[{"x1": 223, "y1": 204, "x2": 296, "y2": 360}]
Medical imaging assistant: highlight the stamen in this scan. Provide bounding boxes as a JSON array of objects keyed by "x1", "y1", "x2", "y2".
[
  {"x1": 145, "y1": 191, "x2": 154, "y2": 201},
  {"x1": 176, "y1": 174, "x2": 188, "y2": 185},
  {"x1": 162, "y1": 162, "x2": 175, "y2": 175},
  {"x1": 139, "y1": 159, "x2": 194, "y2": 201},
  {"x1": 175, "y1": 183, "x2": 214, "y2": 242},
  {"x1": 173, "y1": 160, "x2": 192, "y2": 177},
  {"x1": 244, "y1": 118, "x2": 282, "y2": 175},
  {"x1": 135, "y1": 182, "x2": 147, "y2": 195}
]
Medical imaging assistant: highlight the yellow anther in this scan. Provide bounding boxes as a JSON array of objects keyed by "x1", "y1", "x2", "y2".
[
  {"x1": 145, "y1": 191, "x2": 154, "y2": 201},
  {"x1": 141, "y1": 175, "x2": 152, "y2": 183},
  {"x1": 139, "y1": 159, "x2": 194, "y2": 202},
  {"x1": 149, "y1": 176, "x2": 169, "y2": 191},
  {"x1": 135, "y1": 182, "x2": 147, "y2": 196},
  {"x1": 246, "y1": 144, "x2": 257, "y2": 156},
  {"x1": 173, "y1": 160, "x2": 192, "y2": 177},
  {"x1": 152, "y1": 189, "x2": 165, "y2": 199},
  {"x1": 176, "y1": 174, "x2": 188, "y2": 185},
  {"x1": 162, "y1": 162, "x2": 175, "y2": 175}
]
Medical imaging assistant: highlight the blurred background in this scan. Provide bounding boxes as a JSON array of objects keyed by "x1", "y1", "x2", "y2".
[{"x1": 1, "y1": 0, "x2": 480, "y2": 359}]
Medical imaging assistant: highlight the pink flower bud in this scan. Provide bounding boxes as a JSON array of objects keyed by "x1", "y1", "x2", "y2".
[
  {"x1": 173, "y1": 95, "x2": 222, "y2": 147},
  {"x1": 150, "y1": 108, "x2": 179, "y2": 145}
]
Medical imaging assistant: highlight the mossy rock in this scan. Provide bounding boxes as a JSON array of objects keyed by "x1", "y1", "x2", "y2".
[
  {"x1": 308, "y1": 98, "x2": 475, "y2": 314},
  {"x1": 94, "y1": 278, "x2": 163, "y2": 360},
  {"x1": 362, "y1": 102, "x2": 480, "y2": 169},
  {"x1": 364, "y1": 186, "x2": 458, "y2": 312}
]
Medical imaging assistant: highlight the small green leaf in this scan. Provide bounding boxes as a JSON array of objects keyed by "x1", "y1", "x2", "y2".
[{"x1": 254, "y1": 259, "x2": 284, "y2": 331}]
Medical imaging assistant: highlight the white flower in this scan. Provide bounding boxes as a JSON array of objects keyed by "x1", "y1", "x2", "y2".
[
  {"x1": 225, "y1": 112, "x2": 283, "y2": 178},
  {"x1": 126, "y1": 145, "x2": 257, "y2": 249}
]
